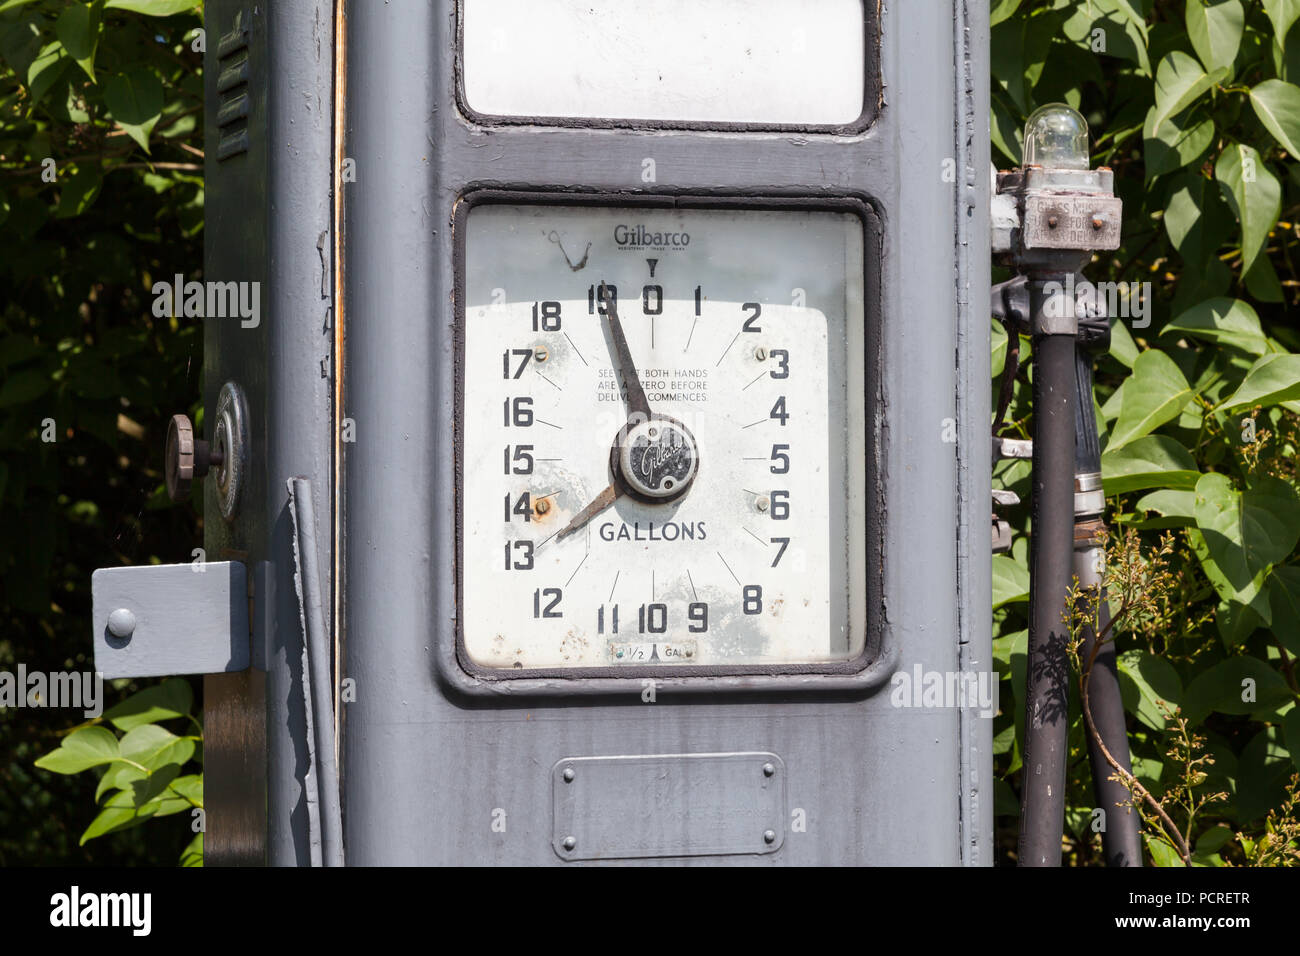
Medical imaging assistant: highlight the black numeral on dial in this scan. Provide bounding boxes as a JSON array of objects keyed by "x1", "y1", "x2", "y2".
[
  {"x1": 638, "y1": 603, "x2": 668, "y2": 634},
  {"x1": 533, "y1": 588, "x2": 562, "y2": 618},
  {"x1": 504, "y1": 540, "x2": 534, "y2": 570},
  {"x1": 503, "y1": 397, "x2": 533, "y2": 427},
  {"x1": 531, "y1": 301, "x2": 562, "y2": 331},
  {"x1": 503, "y1": 445, "x2": 534, "y2": 474},
  {"x1": 688, "y1": 602, "x2": 709, "y2": 632}
]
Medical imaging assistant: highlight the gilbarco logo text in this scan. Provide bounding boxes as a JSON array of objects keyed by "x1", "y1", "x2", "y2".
[{"x1": 613, "y1": 224, "x2": 690, "y2": 250}]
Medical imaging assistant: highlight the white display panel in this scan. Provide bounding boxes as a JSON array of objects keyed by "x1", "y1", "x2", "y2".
[
  {"x1": 460, "y1": 203, "x2": 867, "y2": 671},
  {"x1": 461, "y1": 0, "x2": 867, "y2": 126}
]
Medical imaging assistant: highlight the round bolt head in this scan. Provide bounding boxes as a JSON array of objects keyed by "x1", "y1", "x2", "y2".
[
  {"x1": 763, "y1": 829, "x2": 777, "y2": 845},
  {"x1": 562, "y1": 836, "x2": 577, "y2": 851},
  {"x1": 536, "y1": 498, "x2": 550, "y2": 515},
  {"x1": 562, "y1": 767, "x2": 575, "y2": 782},
  {"x1": 107, "y1": 608, "x2": 137, "y2": 640},
  {"x1": 534, "y1": 346, "x2": 549, "y2": 362},
  {"x1": 756, "y1": 495, "x2": 770, "y2": 513},
  {"x1": 754, "y1": 346, "x2": 769, "y2": 361},
  {"x1": 762, "y1": 762, "x2": 776, "y2": 777}
]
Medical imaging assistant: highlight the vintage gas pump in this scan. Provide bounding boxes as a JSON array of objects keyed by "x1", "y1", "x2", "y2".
[{"x1": 89, "y1": 1, "x2": 994, "y2": 865}]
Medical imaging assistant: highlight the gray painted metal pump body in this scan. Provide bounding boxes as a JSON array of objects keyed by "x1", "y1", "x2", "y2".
[{"x1": 186, "y1": 0, "x2": 992, "y2": 866}]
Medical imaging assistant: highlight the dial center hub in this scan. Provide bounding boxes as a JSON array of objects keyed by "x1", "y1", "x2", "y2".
[{"x1": 617, "y1": 417, "x2": 699, "y2": 500}]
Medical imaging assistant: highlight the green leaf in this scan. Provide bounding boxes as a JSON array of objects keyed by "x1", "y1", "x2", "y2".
[
  {"x1": 1183, "y1": 657, "x2": 1294, "y2": 724},
  {"x1": 1163, "y1": 297, "x2": 1269, "y2": 355},
  {"x1": 1194, "y1": 473, "x2": 1300, "y2": 594},
  {"x1": 55, "y1": 3, "x2": 100, "y2": 83},
  {"x1": 1144, "y1": 107, "x2": 1214, "y2": 179},
  {"x1": 1268, "y1": 566, "x2": 1300, "y2": 657},
  {"x1": 1146, "y1": 832, "x2": 1185, "y2": 867},
  {"x1": 992, "y1": 554, "x2": 1030, "y2": 609},
  {"x1": 0, "y1": 368, "x2": 52, "y2": 407},
  {"x1": 1149, "y1": 51, "x2": 1226, "y2": 137},
  {"x1": 81, "y1": 789, "x2": 155, "y2": 843},
  {"x1": 168, "y1": 773, "x2": 202, "y2": 805},
  {"x1": 104, "y1": 68, "x2": 164, "y2": 151},
  {"x1": 1196, "y1": 824, "x2": 1237, "y2": 854},
  {"x1": 34, "y1": 726, "x2": 120, "y2": 774},
  {"x1": 1108, "y1": 317, "x2": 1138, "y2": 369},
  {"x1": 180, "y1": 832, "x2": 203, "y2": 867},
  {"x1": 1244, "y1": 255, "x2": 1285, "y2": 303},
  {"x1": 26, "y1": 41, "x2": 68, "y2": 106},
  {"x1": 1237, "y1": 727, "x2": 1293, "y2": 822},
  {"x1": 128, "y1": 762, "x2": 180, "y2": 809},
  {"x1": 1062, "y1": 0, "x2": 1150, "y2": 73},
  {"x1": 1135, "y1": 488, "x2": 1199, "y2": 524},
  {"x1": 991, "y1": 93, "x2": 1022, "y2": 165},
  {"x1": 1284, "y1": 707, "x2": 1300, "y2": 769},
  {"x1": 991, "y1": 0, "x2": 1022, "y2": 26},
  {"x1": 1165, "y1": 171, "x2": 1232, "y2": 266},
  {"x1": 119, "y1": 723, "x2": 194, "y2": 772},
  {"x1": 103, "y1": 677, "x2": 193, "y2": 731},
  {"x1": 1187, "y1": 0, "x2": 1245, "y2": 74},
  {"x1": 95, "y1": 761, "x2": 143, "y2": 802},
  {"x1": 1219, "y1": 354, "x2": 1300, "y2": 409},
  {"x1": 1101, "y1": 436, "x2": 1200, "y2": 494},
  {"x1": 992, "y1": 319, "x2": 1008, "y2": 378},
  {"x1": 1215, "y1": 143, "x2": 1281, "y2": 277},
  {"x1": 104, "y1": 0, "x2": 202, "y2": 14},
  {"x1": 54, "y1": 167, "x2": 101, "y2": 219},
  {"x1": 1264, "y1": 0, "x2": 1300, "y2": 45},
  {"x1": 1216, "y1": 598, "x2": 1266, "y2": 649},
  {"x1": 1116, "y1": 649, "x2": 1184, "y2": 731},
  {"x1": 1250, "y1": 79, "x2": 1300, "y2": 158},
  {"x1": 1189, "y1": 526, "x2": 1271, "y2": 618},
  {"x1": 1107, "y1": 350, "x2": 1194, "y2": 451}
]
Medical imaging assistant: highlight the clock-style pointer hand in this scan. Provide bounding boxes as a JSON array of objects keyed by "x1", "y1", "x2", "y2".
[
  {"x1": 555, "y1": 482, "x2": 621, "y2": 541},
  {"x1": 555, "y1": 284, "x2": 655, "y2": 543},
  {"x1": 598, "y1": 282, "x2": 653, "y2": 422}
]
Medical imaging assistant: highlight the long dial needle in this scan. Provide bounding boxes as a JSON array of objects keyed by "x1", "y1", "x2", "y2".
[
  {"x1": 556, "y1": 483, "x2": 620, "y2": 540},
  {"x1": 599, "y1": 283, "x2": 652, "y2": 421}
]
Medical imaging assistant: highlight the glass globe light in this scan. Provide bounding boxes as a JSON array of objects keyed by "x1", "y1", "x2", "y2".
[{"x1": 1022, "y1": 104, "x2": 1090, "y2": 170}]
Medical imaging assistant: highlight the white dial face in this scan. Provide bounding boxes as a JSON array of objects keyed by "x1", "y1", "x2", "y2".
[{"x1": 460, "y1": 203, "x2": 867, "y2": 671}]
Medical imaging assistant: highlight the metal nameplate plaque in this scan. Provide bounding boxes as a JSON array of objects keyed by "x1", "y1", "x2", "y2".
[{"x1": 552, "y1": 752, "x2": 786, "y2": 860}]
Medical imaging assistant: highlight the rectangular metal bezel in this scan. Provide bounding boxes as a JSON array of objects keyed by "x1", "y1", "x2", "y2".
[
  {"x1": 452, "y1": 1, "x2": 882, "y2": 135},
  {"x1": 444, "y1": 189, "x2": 891, "y2": 698}
]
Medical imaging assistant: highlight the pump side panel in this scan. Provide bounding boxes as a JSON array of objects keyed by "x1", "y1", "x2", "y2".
[
  {"x1": 203, "y1": 0, "x2": 336, "y2": 866},
  {"x1": 341, "y1": 1, "x2": 991, "y2": 865}
]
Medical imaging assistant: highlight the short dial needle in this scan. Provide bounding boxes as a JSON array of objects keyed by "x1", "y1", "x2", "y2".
[{"x1": 556, "y1": 483, "x2": 621, "y2": 540}]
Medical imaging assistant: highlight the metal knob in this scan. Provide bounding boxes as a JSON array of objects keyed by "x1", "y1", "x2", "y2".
[{"x1": 165, "y1": 414, "x2": 224, "y2": 502}]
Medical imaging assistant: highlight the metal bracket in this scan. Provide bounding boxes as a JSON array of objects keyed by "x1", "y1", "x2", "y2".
[
  {"x1": 993, "y1": 436, "x2": 1033, "y2": 460},
  {"x1": 91, "y1": 562, "x2": 250, "y2": 679},
  {"x1": 992, "y1": 489, "x2": 1019, "y2": 553}
]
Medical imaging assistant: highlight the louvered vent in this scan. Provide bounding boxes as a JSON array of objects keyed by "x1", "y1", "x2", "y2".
[{"x1": 215, "y1": 12, "x2": 251, "y2": 161}]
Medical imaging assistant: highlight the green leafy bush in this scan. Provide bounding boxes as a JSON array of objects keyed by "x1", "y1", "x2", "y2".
[
  {"x1": 0, "y1": 0, "x2": 205, "y2": 865},
  {"x1": 34, "y1": 677, "x2": 203, "y2": 865},
  {"x1": 993, "y1": 0, "x2": 1300, "y2": 865}
]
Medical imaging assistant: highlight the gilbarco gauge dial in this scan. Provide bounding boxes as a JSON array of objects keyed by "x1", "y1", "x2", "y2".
[{"x1": 459, "y1": 199, "x2": 868, "y2": 673}]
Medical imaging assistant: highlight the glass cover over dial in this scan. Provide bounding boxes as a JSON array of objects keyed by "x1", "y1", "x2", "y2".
[{"x1": 460, "y1": 203, "x2": 867, "y2": 671}]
